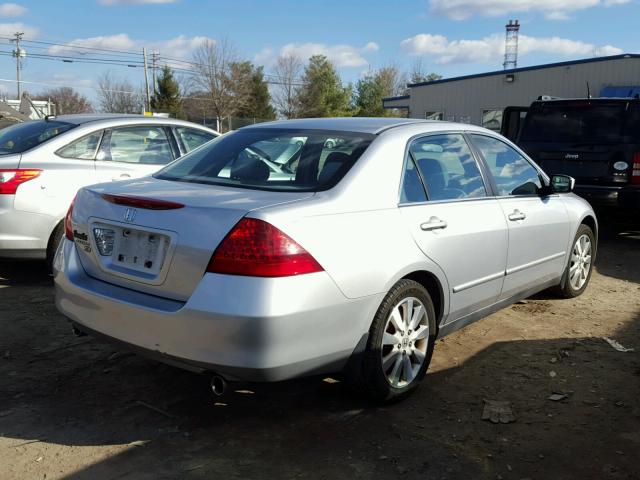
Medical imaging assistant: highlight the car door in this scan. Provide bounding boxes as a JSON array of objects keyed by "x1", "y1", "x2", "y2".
[
  {"x1": 94, "y1": 125, "x2": 177, "y2": 183},
  {"x1": 468, "y1": 134, "x2": 572, "y2": 299},
  {"x1": 398, "y1": 133, "x2": 508, "y2": 323}
]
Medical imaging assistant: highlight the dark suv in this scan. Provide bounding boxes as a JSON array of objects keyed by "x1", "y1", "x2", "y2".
[{"x1": 515, "y1": 98, "x2": 640, "y2": 210}]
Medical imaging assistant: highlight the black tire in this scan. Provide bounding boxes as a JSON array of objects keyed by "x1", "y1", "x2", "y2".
[
  {"x1": 553, "y1": 224, "x2": 596, "y2": 299},
  {"x1": 46, "y1": 222, "x2": 64, "y2": 271},
  {"x1": 352, "y1": 279, "x2": 437, "y2": 403}
]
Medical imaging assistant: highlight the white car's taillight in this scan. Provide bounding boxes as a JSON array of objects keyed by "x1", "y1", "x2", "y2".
[{"x1": 0, "y1": 169, "x2": 42, "y2": 194}]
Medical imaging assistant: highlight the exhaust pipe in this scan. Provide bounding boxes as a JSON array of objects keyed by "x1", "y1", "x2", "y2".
[{"x1": 210, "y1": 375, "x2": 227, "y2": 396}]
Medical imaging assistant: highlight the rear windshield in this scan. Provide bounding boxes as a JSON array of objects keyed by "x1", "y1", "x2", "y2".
[
  {"x1": 0, "y1": 120, "x2": 76, "y2": 155},
  {"x1": 520, "y1": 102, "x2": 638, "y2": 144},
  {"x1": 154, "y1": 128, "x2": 374, "y2": 191}
]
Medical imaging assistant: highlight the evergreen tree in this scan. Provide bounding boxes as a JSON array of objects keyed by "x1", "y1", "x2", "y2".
[
  {"x1": 295, "y1": 55, "x2": 351, "y2": 117},
  {"x1": 232, "y1": 62, "x2": 276, "y2": 120},
  {"x1": 151, "y1": 65, "x2": 183, "y2": 118}
]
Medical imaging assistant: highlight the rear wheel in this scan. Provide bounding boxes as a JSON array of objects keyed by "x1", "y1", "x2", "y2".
[
  {"x1": 356, "y1": 279, "x2": 437, "y2": 403},
  {"x1": 554, "y1": 224, "x2": 595, "y2": 298},
  {"x1": 46, "y1": 222, "x2": 64, "y2": 271}
]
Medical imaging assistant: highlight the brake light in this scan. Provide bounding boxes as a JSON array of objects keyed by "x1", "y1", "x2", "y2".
[
  {"x1": 65, "y1": 196, "x2": 76, "y2": 241},
  {"x1": 207, "y1": 218, "x2": 324, "y2": 277},
  {"x1": 632, "y1": 153, "x2": 640, "y2": 185},
  {"x1": 0, "y1": 169, "x2": 42, "y2": 194},
  {"x1": 101, "y1": 193, "x2": 184, "y2": 210}
]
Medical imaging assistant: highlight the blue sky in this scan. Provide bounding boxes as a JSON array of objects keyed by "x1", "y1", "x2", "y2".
[{"x1": 0, "y1": 0, "x2": 637, "y2": 102}]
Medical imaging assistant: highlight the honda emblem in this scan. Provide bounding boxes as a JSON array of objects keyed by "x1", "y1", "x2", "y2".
[{"x1": 123, "y1": 208, "x2": 137, "y2": 223}]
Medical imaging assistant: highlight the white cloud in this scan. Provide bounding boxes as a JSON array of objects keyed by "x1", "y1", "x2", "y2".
[
  {"x1": 0, "y1": 3, "x2": 26, "y2": 17},
  {"x1": 400, "y1": 32, "x2": 622, "y2": 64},
  {"x1": 255, "y1": 42, "x2": 378, "y2": 68},
  {"x1": 98, "y1": 0, "x2": 177, "y2": 5},
  {"x1": 47, "y1": 33, "x2": 213, "y2": 61},
  {"x1": 429, "y1": 0, "x2": 630, "y2": 20},
  {"x1": 0, "y1": 21, "x2": 37, "y2": 37}
]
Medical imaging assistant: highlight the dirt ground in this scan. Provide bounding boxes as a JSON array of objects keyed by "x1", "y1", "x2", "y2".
[{"x1": 1, "y1": 218, "x2": 639, "y2": 480}]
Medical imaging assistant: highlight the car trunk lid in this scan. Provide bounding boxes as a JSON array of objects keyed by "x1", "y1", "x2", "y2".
[{"x1": 71, "y1": 177, "x2": 314, "y2": 300}]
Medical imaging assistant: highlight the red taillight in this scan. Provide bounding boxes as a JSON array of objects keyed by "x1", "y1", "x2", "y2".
[
  {"x1": 0, "y1": 169, "x2": 42, "y2": 194},
  {"x1": 64, "y1": 196, "x2": 76, "y2": 241},
  {"x1": 101, "y1": 193, "x2": 184, "y2": 210},
  {"x1": 207, "y1": 218, "x2": 324, "y2": 277},
  {"x1": 632, "y1": 153, "x2": 640, "y2": 185}
]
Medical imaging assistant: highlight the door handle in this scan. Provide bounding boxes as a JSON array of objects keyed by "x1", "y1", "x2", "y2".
[
  {"x1": 421, "y1": 216, "x2": 448, "y2": 231},
  {"x1": 508, "y1": 209, "x2": 526, "y2": 221}
]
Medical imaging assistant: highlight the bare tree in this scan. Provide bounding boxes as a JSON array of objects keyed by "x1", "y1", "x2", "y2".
[
  {"x1": 409, "y1": 58, "x2": 442, "y2": 85},
  {"x1": 97, "y1": 71, "x2": 143, "y2": 114},
  {"x1": 377, "y1": 65, "x2": 407, "y2": 98},
  {"x1": 34, "y1": 87, "x2": 93, "y2": 114},
  {"x1": 272, "y1": 53, "x2": 303, "y2": 119},
  {"x1": 191, "y1": 38, "x2": 241, "y2": 125}
]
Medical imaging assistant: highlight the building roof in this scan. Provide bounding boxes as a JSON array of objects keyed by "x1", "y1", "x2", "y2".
[
  {"x1": 381, "y1": 54, "x2": 640, "y2": 99},
  {"x1": 245, "y1": 117, "x2": 432, "y2": 134}
]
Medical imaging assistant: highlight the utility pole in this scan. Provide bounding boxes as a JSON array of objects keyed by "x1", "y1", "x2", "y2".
[
  {"x1": 151, "y1": 51, "x2": 159, "y2": 93},
  {"x1": 142, "y1": 47, "x2": 151, "y2": 112},
  {"x1": 11, "y1": 32, "x2": 25, "y2": 100}
]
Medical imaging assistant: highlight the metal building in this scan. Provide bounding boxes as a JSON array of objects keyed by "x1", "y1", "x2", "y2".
[{"x1": 382, "y1": 54, "x2": 640, "y2": 132}]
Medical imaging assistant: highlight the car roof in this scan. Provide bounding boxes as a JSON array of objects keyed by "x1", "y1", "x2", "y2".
[
  {"x1": 243, "y1": 117, "x2": 439, "y2": 135},
  {"x1": 49, "y1": 114, "x2": 217, "y2": 130}
]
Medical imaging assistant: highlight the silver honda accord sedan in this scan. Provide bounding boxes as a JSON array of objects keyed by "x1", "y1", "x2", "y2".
[{"x1": 54, "y1": 118, "x2": 597, "y2": 402}]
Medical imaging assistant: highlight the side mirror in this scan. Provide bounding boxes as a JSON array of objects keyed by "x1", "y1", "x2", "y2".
[{"x1": 550, "y1": 174, "x2": 575, "y2": 194}]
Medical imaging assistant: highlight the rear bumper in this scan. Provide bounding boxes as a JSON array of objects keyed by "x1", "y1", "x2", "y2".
[
  {"x1": 573, "y1": 184, "x2": 639, "y2": 209},
  {"x1": 54, "y1": 239, "x2": 380, "y2": 382},
  {"x1": 0, "y1": 197, "x2": 54, "y2": 259}
]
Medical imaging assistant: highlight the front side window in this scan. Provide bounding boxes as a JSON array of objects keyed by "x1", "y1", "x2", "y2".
[
  {"x1": 98, "y1": 126, "x2": 174, "y2": 165},
  {"x1": 56, "y1": 131, "x2": 103, "y2": 160},
  {"x1": 408, "y1": 134, "x2": 487, "y2": 201},
  {"x1": 482, "y1": 109, "x2": 503, "y2": 132},
  {"x1": 470, "y1": 134, "x2": 542, "y2": 196},
  {"x1": 0, "y1": 120, "x2": 76, "y2": 155},
  {"x1": 155, "y1": 128, "x2": 374, "y2": 192},
  {"x1": 175, "y1": 127, "x2": 216, "y2": 153}
]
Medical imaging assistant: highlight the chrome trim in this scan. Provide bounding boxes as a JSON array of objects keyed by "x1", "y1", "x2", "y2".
[
  {"x1": 452, "y1": 271, "x2": 505, "y2": 293},
  {"x1": 506, "y1": 251, "x2": 566, "y2": 276}
]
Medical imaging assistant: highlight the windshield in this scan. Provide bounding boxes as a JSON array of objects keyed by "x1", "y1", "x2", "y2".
[
  {"x1": 520, "y1": 102, "x2": 627, "y2": 144},
  {"x1": 155, "y1": 128, "x2": 374, "y2": 191},
  {"x1": 0, "y1": 120, "x2": 76, "y2": 155}
]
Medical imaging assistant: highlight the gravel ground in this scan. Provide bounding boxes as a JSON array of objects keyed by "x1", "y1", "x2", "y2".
[{"x1": 1, "y1": 218, "x2": 638, "y2": 480}]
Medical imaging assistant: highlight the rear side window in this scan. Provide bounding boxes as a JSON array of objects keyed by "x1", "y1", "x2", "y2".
[
  {"x1": 0, "y1": 120, "x2": 76, "y2": 155},
  {"x1": 520, "y1": 102, "x2": 626, "y2": 144},
  {"x1": 155, "y1": 128, "x2": 374, "y2": 192},
  {"x1": 175, "y1": 127, "x2": 216, "y2": 153},
  {"x1": 57, "y1": 131, "x2": 103, "y2": 160},
  {"x1": 408, "y1": 134, "x2": 487, "y2": 201},
  {"x1": 471, "y1": 134, "x2": 542, "y2": 196},
  {"x1": 98, "y1": 126, "x2": 174, "y2": 165}
]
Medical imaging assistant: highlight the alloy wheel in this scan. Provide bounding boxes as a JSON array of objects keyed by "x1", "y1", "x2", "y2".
[{"x1": 569, "y1": 234, "x2": 592, "y2": 290}]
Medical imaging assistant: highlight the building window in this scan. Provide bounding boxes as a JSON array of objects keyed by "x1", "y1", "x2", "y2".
[
  {"x1": 482, "y1": 109, "x2": 503, "y2": 131},
  {"x1": 425, "y1": 111, "x2": 444, "y2": 120}
]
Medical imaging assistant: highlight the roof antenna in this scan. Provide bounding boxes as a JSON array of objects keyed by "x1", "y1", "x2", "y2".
[{"x1": 586, "y1": 81, "x2": 592, "y2": 99}]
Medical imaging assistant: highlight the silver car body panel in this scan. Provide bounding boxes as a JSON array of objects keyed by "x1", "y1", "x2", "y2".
[
  {"x1": 0, "y1": 115, "x2": 218, "y2": 259},
  {"x1": 54, "y1": 118, "x2": 597, "y2": 382}
]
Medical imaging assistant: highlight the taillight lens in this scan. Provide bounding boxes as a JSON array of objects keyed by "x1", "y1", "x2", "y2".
[
  {"x1": 632, "y1": 153, "x2": 640, "y2": 185},
  {"x1": 207, "y1": 218, "x2": 323, "y2": 277},
  {"x1": 0, "y1": 169, "x2": 42, "y2": 194},
  {"x1": 64, "y1": 196, "x2": 76, "y2": 241}
]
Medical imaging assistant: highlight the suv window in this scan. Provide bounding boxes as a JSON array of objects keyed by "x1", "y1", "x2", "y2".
[
  {"x1": 470, "y1": 134, "x2": 542, "y2": 196},
  {"x1": 155, "y1": 128, "x2": 374, "y2": 192},
  {"x1": 98, "y1": 126, "x2": 174, "y2": 165},
  {"x1": 520, "y1": 102, "x2": 627, "y2": 144},
  {"x1": 408, "y1": 134, "x2": 487, "y2": 201},
  {"x1": 56, "y1": 131, "x2": 103, "y2": 160},
  {"x1": 175, "y1": 127, "x2": 216, "y2": 153}
]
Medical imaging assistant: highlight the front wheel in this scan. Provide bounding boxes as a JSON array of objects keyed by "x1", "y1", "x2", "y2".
[
  {"x1": 357, "y1": 279, "x2": 437, "y2": 403},
  {"x1": 554, "y1": 224, "x2": 595, "y2": 298}
]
